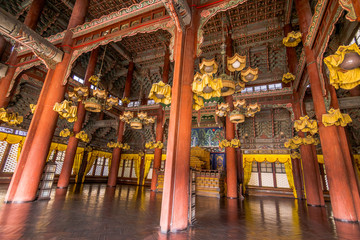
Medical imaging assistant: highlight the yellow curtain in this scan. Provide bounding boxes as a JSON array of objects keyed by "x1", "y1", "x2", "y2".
[
  {"x1": 242, "y1": 160, "x2": 253, "y2": 192},
  {"x1": 134, "y1": 157, "x2": 141, "y2": 184},
  {"x1": 284, "y1": 161, "x2": 297, "y2": 198},
  {"x1": 45, "y1": 142, "x2": 68, "y2": 161},
  {"x1": 72, "y1": 148, "x2": 84, "y2": 176},
  {"x1": 143, "y1": 158, "x2": 153, "y2": 185}
]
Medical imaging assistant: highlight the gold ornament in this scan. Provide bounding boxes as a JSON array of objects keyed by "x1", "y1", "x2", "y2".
[
  {"x1": 75, "y1": 131, "x2": 89, "y2": 143},
  {"x1": 282, "y1": 72, "x2": 295, "y2": 84},
  {"x1": 294, "y1": 115, "x2": 318, "y2": 135},
  {"x1": 30, "y1": 104, "x2": 37, "y2": 114},
  {"x1": 193, "y1": 94, "x2": 204, "y2": 111},
  {"x1": 60, "y1": 128, "x2": 73, "y2": 138},
  {"x1": 322, "y1": 108, "x2": 352, "y2": 127},
  {"x1": 53, "y1": 100, "x2": 78, "y2": 122},
  {"x1": 148, "y1": 81, "x2": 172, "y2": 105},
  {"x1": 283, "y1": 31, "x2": 302, "y2": 47}
]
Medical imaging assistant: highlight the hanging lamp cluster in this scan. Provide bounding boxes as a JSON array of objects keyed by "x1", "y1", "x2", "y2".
[
  {"x1": 0, "y1": 108, "x2": 23, "y2": 126},
  {"x1": 215, "y1": 99, "x2": 260, "y2": 124},
  {"x1": 119, "y1": 111, "x2": 155, "y2": 130}
]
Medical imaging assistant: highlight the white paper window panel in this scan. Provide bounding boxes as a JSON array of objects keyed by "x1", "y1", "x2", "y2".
[
  {"x1": 147, "y1": 168, "x2": 153, "y2": 179},
  {"x1": 131, "y1": 168, "x2": 136, "y2": 178},
  {"x1": 118, "y1": 165, "x2": 124, "y2": 177},
  {"x1": 123, "y1": 167, "x2": 131, "y2": 178},
  {"x1": 94, "y1": 165, "x2": 102, "y2": 176},
  {"x1": 86, "y1": 165, "x2": 95, "y2": 176},
  {"x1": 161, "y1": 160, "x2": 165, "y2": 168},
  {"x1": 261, "y1": 173, "x2": 274, "y2": 187},
  {"x1": 0, "y1": 141, "x2": 7, "y2": 164},
  {"x1": 276, "y1": 173, "x2": 290, "y2": 188},
  {"x1": 3, "y1": 143, "x2": 19, "y2": 173},
  {"x1": 324, "y1": 174, "x2": 329, "y2": 190},
  {"x1": 248, "y1": 172, "x2": 259, "y2": 186},
  {"x1": 48, "y1": 150, "x2": 55, "y2": 161},
  {"x1": 103, "y1": 166, "x2": 109, "y2": 176}
]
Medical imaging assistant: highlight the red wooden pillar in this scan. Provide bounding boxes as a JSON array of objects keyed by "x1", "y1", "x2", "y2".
[
  {"x1": 57, "y1": 47, "x2": 99, "y2": 188},
  {"x1": 151, "y1": 108, "x2": 165, "y2": 191},
  {"x1": 225, "y1": 32, "x2": 238, "y2": 199},
  {"x1": 151, "y1": 47, "x2": 169, "y2": 191},
  {"x1": 328, "y1": 85, "x2": 360, "y2": 218},
  {"x1": 0, "y1": 0, "x2": 46, "y2": 108},
  {"x1": 291, "y1": 156, "x2": 304, "y2": 199},
  {"x1": 107, "y1": 61, "x2": 134, "y2": 187},
  {"x1": 0, "y1": 36, "x2": 8, "y2": 61},
  {"x1": 295, "y1": 0, "x2": 358, "y2": 221},
  {"x1": 293, "y1": 99, "x2": 324, "y2": 205},
  {"x1": 4, "y1": 0, "x2": 90, "y2": 203},
  {"x1": 160, "y1": 11, "x2": 198, "y2": 232}
]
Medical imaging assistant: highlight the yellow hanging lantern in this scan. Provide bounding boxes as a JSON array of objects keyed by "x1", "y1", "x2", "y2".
[
  {"x1": 106, "y1": 97, "x2": 119, "y2": 110},
  {"x1": 283, "y1": 31, "x2": 302, "y2": 47},
  {"x1": 89, "y1": 75, "x2": 100, "y2": 86},
  {"x1": 119, "y1": 111, "x2": 134, "y2": 123},
  {"x1": 192, "y1": 72, "x2": 223, "y2": 100},
  {"x1": 227, "y1": 53, "x2": 246, "y2": 72},
  {"x1": 148, "y1": 81, "x2": 172, "y2": 105},
  {"x1": 324, "y1": 43, "x2": 360, "y2": 90},
  {"x1": 121, "y1": 97, "x2": 130, "y2": 105},
  {"x1": 241, "y1": 67, "x2": 258, "y2": 82},
  {"x1": 233, "y1": 99, "x2": 246, "y2": 109},
  {"x1": 282, "y1": 72, "x2": 295, "y2": 84},
  {"x1": 229, "y1": 110, "x2": 245, "y2": 124},
  {"x1": 199, "y1": 58, "x2": 218, "y2": 75}
]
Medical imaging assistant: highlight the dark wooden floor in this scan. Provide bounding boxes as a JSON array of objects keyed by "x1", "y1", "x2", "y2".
[{"x1": 0, "y1": 184, "x2": 359, "y2": 240}]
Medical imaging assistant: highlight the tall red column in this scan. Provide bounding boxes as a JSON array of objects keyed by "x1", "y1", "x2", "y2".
[
  {"x1": 107, "y1": 61, "x2": 134, "y2": 187},
  {"x1": 4, "y1": 0, "x2": 90, "y2": 203},
  {"x1": 57, "y1": 48, "x2": 99, "y2": 188},
  {"x1": 224, "y1": 33, "x2": 238, "y2": 199},
  {"x1": 0, "y1": 0, "x2": 46, "y2": 108},
  {"x1": 151, "y1": 47, "x2": 169, "y2": 191},
  {"x1": 328, "y1": 85, "x2": 360, "y2": 218},
  {"x1": 295, "y1": 0, "x2": 358, "y2": 221},
  {"x1": 160, "y1": 10, "x2": 198, "y2": 232},
  {"x1": 293, "y1": 100, "x2": 324, "y2": 205}
]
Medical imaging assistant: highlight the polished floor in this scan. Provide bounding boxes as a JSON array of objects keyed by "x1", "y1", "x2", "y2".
[{"x1": 0, "y1": 184, "x2": 359, "y2": 240}]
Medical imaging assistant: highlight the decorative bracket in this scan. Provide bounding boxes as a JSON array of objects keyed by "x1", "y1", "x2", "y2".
[
  {"x1": 0, "y1": 8, "x2": 63, "y2": 69},
  {"x1": 162, "y1": 0, "x2": 191, "y2": 31}
]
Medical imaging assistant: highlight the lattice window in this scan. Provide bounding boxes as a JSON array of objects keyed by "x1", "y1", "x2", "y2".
[
  {"x1": 261, "y1": 173, "x2": 274, "y2": 187},
  {"x1": 0, "y1": 141, "x2": 8, "y2": 164},
  {"x1": 103, "y1": 158, "x2": 109, "y2": 177},
  {"x1": 248, "y1": 172, "x2": 259, "y2": 186},
  {"x1": 3, "y1": 144, "x2": 19, "y2": 173},
  {"x1": 94, "y1": 157, "x2": 104, "y2": 176},
  {"x1": 55, "y1": 151, "x2": 65, "y2": 175},
  {"x1": 275, "y1": 163, "x2": 286, "y2": 173},
  {"x1": 260, "y1": 162, "x2": 273, "y2": 173},
  {"x1": 276, "y1": 174, "x2": 290, "y2": 188},
  {"x1": 252, "y1": 162, "x2": 258, "y2": 172}
]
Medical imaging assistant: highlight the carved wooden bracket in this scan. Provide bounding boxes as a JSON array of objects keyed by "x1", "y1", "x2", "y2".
[
  {"x1": 0, "y1": 8, "x2": 63, "y2": 69},
  {"x1": 162, "y1": 0, "x2": 191, "y2": 31}
]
